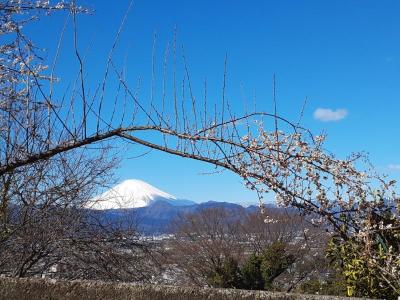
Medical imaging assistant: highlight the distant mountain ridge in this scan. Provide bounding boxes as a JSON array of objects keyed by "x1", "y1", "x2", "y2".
[
  {"x1": 90, "y1": 199, "x2": 258, "y2": 234},
  {"x1": 86, "y1": 179, "x2": 272, "y2": 234}
]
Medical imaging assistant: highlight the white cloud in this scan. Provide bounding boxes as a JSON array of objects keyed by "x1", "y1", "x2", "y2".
[
  {"x1": 388, "y1": 164, "x2": 400, "y2": 171},
  {"x1": 313, "y1": 108, "x2": 348, "y2": 122}
]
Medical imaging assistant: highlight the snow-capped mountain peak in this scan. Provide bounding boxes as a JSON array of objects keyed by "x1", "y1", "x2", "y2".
[{"x1": 87, "y1": 179, "x2": 176, "y2": 210}]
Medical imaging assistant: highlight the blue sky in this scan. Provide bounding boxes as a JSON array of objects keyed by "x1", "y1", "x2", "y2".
[{"x1": 30, "y1": 1, "x2": 400, "y2": 204}]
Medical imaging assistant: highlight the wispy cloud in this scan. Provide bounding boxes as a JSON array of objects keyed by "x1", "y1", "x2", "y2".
[
  {"x1": 388, "y1": 164, "x2": 400, "y2": 171},
  {"x1": 313, "y1": 108, "x2": 348, "y2": 122}
]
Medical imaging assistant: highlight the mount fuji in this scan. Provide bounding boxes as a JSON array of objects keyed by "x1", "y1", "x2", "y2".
[
  {"x1": 87, "y1": 179, "x2": 195, "y2": 210},
  {"x1": 85, "y1": 179, "x2": 267, "y2": 234}
]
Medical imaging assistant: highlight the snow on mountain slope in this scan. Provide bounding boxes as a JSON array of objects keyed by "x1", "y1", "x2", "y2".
[{"x1": 87, "y1": 179, "x2": 176, "y2": 210}]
